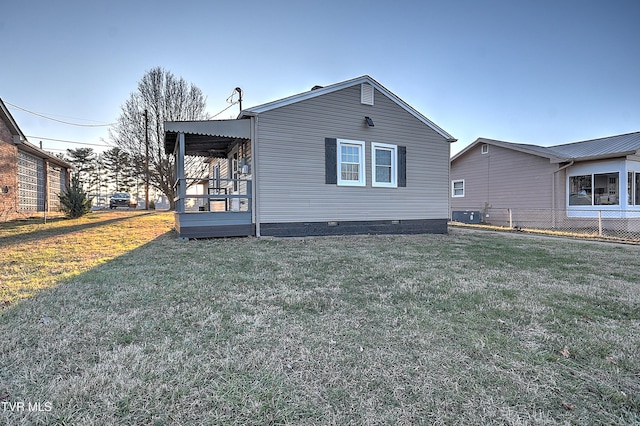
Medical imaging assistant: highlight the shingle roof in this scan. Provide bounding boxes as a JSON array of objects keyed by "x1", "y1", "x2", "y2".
[{"x1": 0, "y1": 98, "x2": 73, "y2": 169}]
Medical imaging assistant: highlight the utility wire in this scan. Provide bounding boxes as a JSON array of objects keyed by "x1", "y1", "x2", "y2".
[
  {"x1": 26, "y1": 136, "x2": 111, "y2": 147},
  {"x1": 211, "y1": 101, "x2": 238, "y2": 119},
  {"x1": 5, "y1": 100, "x2": 116, "y2": 127}
]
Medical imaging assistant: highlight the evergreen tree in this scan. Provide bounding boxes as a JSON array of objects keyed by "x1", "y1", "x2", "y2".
[
  {"x1": 65, "y1": 148, "x2": 97, "y2": 193},
  {"x1": 102, "y1": 147, "x2": 134, "y2": 191},
  {"x1": 58, "y1": 174, "x2": 93, "y2": 218}
]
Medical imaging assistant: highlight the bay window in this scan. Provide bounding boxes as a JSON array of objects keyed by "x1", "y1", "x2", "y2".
[{"x1": 569, "y1": 173, "x2": 619, "y2": 206}]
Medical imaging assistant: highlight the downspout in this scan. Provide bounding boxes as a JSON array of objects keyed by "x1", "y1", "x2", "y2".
[{"x1": 552, "y1": 160, "x2": 574, "y2": 227}]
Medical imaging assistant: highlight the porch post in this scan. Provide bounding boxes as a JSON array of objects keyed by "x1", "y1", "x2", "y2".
[{"x1": 176, "y1": 132, "x2": 186, "y2": 213}]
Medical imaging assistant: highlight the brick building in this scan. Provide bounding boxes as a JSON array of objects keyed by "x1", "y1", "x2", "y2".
[{"x1": 0, "y1": 98, "x2": 72, "y2": 221}]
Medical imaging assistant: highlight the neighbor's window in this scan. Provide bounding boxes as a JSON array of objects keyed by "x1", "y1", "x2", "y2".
[
  {"x1": 371, "y1": 142, "x2": 397, "y2": 187},
  {"x1": 593, "y1": 173, "x2": 619, "y2": 205},
  {"x1": 569, "y1": 175, "x2": 592, "y2": 205},
  {"x1": 337, "y1": 139, "x2": 366, "y2": 186},
  {"x1": 452, "y1": 180, "x2": 465, "y2": 197},
  {"x1": 629, "y1": 172, "x2": 640, "y2": 205},
  {"x1": 481, "y1": 144, "x2": 489, "y2": 154},
  {"x1": 569, "y1": 173, "x2": 620, "y2": 206}
]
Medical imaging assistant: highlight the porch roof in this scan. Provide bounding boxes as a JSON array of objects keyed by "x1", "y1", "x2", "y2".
[{"x1": 164, "y1": 119, "x2": 251, "y2": 157}]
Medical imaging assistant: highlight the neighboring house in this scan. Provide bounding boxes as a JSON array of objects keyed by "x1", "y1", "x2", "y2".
[
  {"x1": 450, "y1": 131, "x2": 640, "y2": 224},
  {"x1": 164, "y1": 75, "x2": 457, "y2": 238},
  {"x1": 0, "y1": 98, "x2": 72, "y2": 221}
]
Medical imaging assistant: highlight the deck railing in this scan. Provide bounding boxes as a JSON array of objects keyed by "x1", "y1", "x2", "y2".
[{"x1": 174, "y1": 177, "x2": 252, "y2": 214}]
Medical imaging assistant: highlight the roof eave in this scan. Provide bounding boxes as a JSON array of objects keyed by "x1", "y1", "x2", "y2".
[{"x1": 241, "y1": 75, "x2": 456, "y2": 142}]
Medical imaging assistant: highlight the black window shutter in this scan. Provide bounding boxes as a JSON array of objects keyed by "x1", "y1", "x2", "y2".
[
  {"x1": 398, "y1": 146, "x2": 406, "y2": 187},
  {"x1": 325, "y1": 138, "x2": 337, "y2": 184}
]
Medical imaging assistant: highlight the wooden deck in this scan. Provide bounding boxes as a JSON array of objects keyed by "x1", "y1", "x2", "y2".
[{"x1": 174, "y1": 212, "x2": 254, "y2": 238}]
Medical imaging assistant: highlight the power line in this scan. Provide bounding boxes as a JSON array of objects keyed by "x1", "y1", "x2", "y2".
[
  {"x1": 211, "y1": 101, "x2": 238, "y2": 119},
  {"x1": 5, "y1": 100, "x2": 116, "y2": 127},
  {"x1": 26, "y1": 136, "x2": 111, "y2": 147}
]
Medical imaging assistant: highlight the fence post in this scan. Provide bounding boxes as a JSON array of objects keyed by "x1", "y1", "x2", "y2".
[
  {"x1": 598, "y1": 210, "x2": 603, "y2": 237},
  {"x1": 509, "y1": 208, "x2": 513, "y2": 228}
]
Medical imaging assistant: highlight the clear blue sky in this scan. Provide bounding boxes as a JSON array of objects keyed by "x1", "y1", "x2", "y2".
[{"x1": 1, "y1": 0, "x2": 638, "y2": 156}]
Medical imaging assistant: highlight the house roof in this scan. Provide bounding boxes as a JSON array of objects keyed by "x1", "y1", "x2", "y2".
[
  {"x1": 164, "y1": 119, "x2": 251, "y2": 156},
  {"x1": 239, "y1": 75, "x2": 457, "y2": 142},
  {"x1": 0, "y1": 98, "x2": 73, "y2": 169},
  {"x1": 548, "y1": 131, "x2": 640, "y2": 160},
  {"x1": 452, "y1": 131, "x2": 640, "y2": 164}
]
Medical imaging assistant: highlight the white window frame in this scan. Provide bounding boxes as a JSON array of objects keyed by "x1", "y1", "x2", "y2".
[
  {"x1": 337, "y1": 139, "x2": 366, "y2": 187},
  {"x1": 452, "y1": 179, "x2": 465, "y2": 197},
  {"x1": 371, "y1": 142, "x2": 397, "y2": 188},
  {"x1": 481, "y1": 144, "x2": 489, "y2": 154}
]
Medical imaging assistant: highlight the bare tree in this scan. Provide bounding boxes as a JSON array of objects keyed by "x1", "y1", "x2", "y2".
[{"x1": 109, "y1": 67, "x2": 210, "y2": 209}]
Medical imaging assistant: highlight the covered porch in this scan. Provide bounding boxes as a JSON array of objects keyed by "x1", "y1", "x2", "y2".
[{"x1": 165, "y1": 118, "x2": 256, "y2": 238}]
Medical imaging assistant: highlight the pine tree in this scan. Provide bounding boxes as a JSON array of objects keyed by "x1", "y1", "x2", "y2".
[{"x1": 58, "y1": 174, "x2": 93, "y2": 218}]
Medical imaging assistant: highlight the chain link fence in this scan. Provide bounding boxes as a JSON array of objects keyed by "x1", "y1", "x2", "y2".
[{"x1": 451, "y1": 207, "x2": 640, "y2": 242}]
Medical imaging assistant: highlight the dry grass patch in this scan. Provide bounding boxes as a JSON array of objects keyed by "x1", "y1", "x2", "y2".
[
  {"x1": 0, "y1": 211, "x2": 174, "y2": 307},
  {"x1": 0, "y1": 219, "x2": 639, "y2": 424}
]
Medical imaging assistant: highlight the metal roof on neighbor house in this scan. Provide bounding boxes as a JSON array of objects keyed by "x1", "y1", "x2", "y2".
[
  {"x1": 452, "y1": 131, "x2": 640, "y2": 163},
  {"x1": 546, "y1": 131, "x2": 640, "y2": 160}
]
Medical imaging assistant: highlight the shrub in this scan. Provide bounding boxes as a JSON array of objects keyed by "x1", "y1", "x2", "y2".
[
  {"x1": 58, "y1": 175, "x2": 93, "y2": 218},
  {"x1": 149, "y1": 200, "x2": 156, "y2": 210}
]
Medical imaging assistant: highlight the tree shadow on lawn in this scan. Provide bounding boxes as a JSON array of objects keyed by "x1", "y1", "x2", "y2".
[
  {"x1": 0, "y1": 229, "x2": 184, "y2": 424},
  {"x1": 0, "y1": 211, "x2": 160, "y2": 247},
  {"x1": 1, "y1": 232, "x2": 639, "y2": 425}
]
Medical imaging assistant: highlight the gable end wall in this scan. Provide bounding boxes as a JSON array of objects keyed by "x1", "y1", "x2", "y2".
[
  {"x1": 255, "y1": 85, "x2": 451, "y2": 224},
  {"x1": 450, "y1": 144, "x2": 562, "y2": 212}
]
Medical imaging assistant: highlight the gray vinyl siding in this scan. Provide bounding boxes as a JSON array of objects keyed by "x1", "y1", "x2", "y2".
[
  {"x1": 450, "y1": 143, "x2": 561, "y2": 211},
  {"x1": 255, "y1": 85, "x2": 450, "y2": 223}
]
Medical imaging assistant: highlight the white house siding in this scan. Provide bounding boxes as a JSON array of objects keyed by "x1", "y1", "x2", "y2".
[
  {"x1": 255, "y1": 85, "x2": 450, "y2": 224},
  {"x1": 450, "y1": 143, "x2": 560, "y2": 212}
]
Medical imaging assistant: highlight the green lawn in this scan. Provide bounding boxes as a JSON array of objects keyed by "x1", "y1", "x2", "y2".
[{"x1": 1, "y1": 212, "x2": 638, "y2": 425}]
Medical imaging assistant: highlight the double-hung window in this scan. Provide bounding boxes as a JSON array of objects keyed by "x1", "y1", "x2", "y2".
[
  {"x1": 337, "y1": 139, "x2": 366, "y2": 186},
  {"x1": 371, "y1": 142, "x2": 397, "y2": 187},
  {"x1": 452, "y1": 179, "x2": 464, "y2": 197}
]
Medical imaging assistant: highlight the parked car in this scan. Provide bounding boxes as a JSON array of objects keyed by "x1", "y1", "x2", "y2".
[{"x1": 109, "y1": 192, "x2": 137, "y2": 209}]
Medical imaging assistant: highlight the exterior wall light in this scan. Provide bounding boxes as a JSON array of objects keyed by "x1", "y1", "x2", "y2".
[{"x1": 365, "y1": 116, "x2": 374, "y2": 127}]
